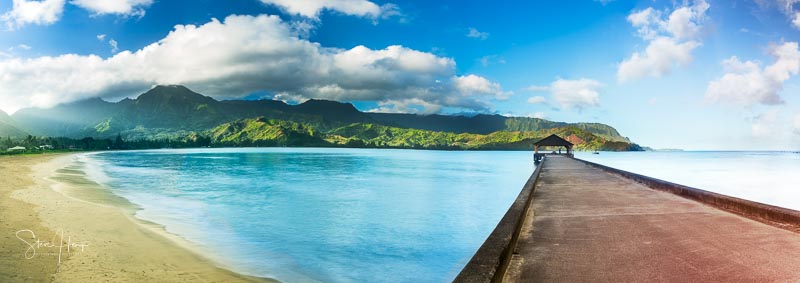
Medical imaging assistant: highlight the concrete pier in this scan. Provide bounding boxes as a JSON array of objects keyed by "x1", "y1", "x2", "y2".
[{"x1": 457, "y1": 155, "x2": 800, "y2": 282}]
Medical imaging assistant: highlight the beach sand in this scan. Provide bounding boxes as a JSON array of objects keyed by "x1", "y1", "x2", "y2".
[{"x1": 0, "y1": 153, "x2": 273, "y2": 282}]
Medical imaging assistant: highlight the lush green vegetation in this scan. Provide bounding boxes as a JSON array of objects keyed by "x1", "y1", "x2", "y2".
[
  {"x1": 206, "y1": 118, "x2": 644, "y2": 151},
  {"x1": 0, "y1": 134, "x2": 215, "y2": 155},
  {"x1": 1, "y1": 85, "x2": 645, "y2": 153}
]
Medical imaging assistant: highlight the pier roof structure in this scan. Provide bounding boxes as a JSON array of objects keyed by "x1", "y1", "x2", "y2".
[{"x1": 533, "y1": 134, "x2": 573, "y2": 158}]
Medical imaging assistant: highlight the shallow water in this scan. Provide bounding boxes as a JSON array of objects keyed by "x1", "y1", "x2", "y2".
[
  {"x1": 81, "y1": 148, "x2": 536, "y2": 282},
  {"x1": 576, "y1": 151, "x2": 800, "y2": 211}
]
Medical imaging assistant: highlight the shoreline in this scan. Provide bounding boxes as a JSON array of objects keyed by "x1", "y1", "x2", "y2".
[{"x1": 0, "y1": 153, "x2": 274, "y2": 282}]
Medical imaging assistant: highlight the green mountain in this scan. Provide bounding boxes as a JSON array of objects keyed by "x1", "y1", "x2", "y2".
[
  {"x1": 8, "y1": 85, "x2": 643, "y2": 151},
  {"x1": 0, "y1": 109, "x2": 28, "y2": 138},
  {"x1": 210, "y1": 117, "x2": 328, "y2": 147},
  {"x1": 369, "y1": 114, "x2": 631, "y2": 142},
  {"x1": 208, "y1": 118, "x2": 643, "y2": 151}
]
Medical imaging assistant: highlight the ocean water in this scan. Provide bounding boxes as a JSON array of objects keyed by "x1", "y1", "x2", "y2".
[
  {"x1": 80, "y1": 148, "x2": 536, "y2": 282},
  {"x1": 576, "y1": 151, "x2": 800, "y2": 211}
]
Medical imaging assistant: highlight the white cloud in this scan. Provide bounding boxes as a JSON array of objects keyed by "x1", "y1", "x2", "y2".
[
  {"x1": 618, "y1": 37, "x2": 700, "y2": 82},
  {"x1": 530, "y1": 112, "x2": 547, "y2": 119},
  {"x1": 453, "y1": 74, "x2": 511, "y2": 99},
  {"x1": 617, "y1": 0, "x2": 709, "y2": 82},
  {"x1": 258, "y1": 0, "x2": 387, "y2": 19},
  {"x1": 1, "y1": 0, "x2": 65, "y2": 29},
  {"x1": 290, "y1": 20, "x2": 316, "y2": 38},
  {"x1": 378, "y1": 3, "x2": 404, "y2": 21},
  {"x1": 7, "y1": 44, "x2": 32, "y2": 53},
  {"x1": 794, "y1": 12, "x2": 800, "y2": 29},
  {"x1": 502, "y1": 112, "x2": 547, "y2": 119},
  {"x1": 528, "y1": 79, "x2": 601, "y2": 110},
  {"x1": 527, "y1": 96, "x2": 546, "y2": 104},
  {"x1": 706, "y1": 42, "x2": 800, "y2": 106},
  {"x1": 108, "y1": 38, "x2": 119, "y2": 53},
  {"x1": 627, "y1": 8, "x2": 660, "y2": 39},
  {"x1": 70, "y1": 0, "x2": 153, "y2": 17},
  {"x1": 550, "y1": 79, "x2": 602, "y2": 110},
  {"x1": 466, "y1": 27, "x2": 489, "y2": 40},
  {"x1": 96, "y1": 34, "x2": 106, "y2": 41},
  {"x1": 367, "y1": 98, "x2": 442, "y2": 114},
  {"x1": 0, "y1": 14, "x2": 507, "y2": 114}
]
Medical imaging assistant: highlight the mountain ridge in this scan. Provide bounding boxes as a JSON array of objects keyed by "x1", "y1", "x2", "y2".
[
  {"x1": 5, "y1": 85, "x2": 642, "y2": 151},
  {"x1": 0, "y1": 109, "x2": 27, "y2": 137}
]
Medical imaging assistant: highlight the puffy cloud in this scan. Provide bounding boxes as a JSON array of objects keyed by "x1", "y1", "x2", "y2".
[
  {"x1": 1, "y1": 0, "x2": 65, "y2": 29},
  {"x1": 0, "y1": 14, "x2": 507, "y2": 114},
  {"x1": 96, "y1": 34, "x2": 106, "y2": 41},
  {"x1": 617, "y1": 0, "x2": 709, "y2": 82},
  {"x1": 258, "y1": 0, "x2": 385, "y2": 19},
  {"x1": 627, "y1": 8, "x2": 660, "y2": 39},
  {"x1": 466, "y1": 27, "x2": 489, "y2": 40},
  {"x1": 665, "y1": 4, "x2": 707, "y2": 40},
  {"x1": 617, "y1": 37, "x2": 700, "y2": 82},
  {"x1": 71, "y1": 0, "x2": 152, "y2": 16},
  {"x1": 527, "y1": 96, "x2": 546, "y2": 104},
  {"x1": 528, "y1": 79, "x2": 601, "y2": 110},
  {"x1": 706, "y1": 42, "x2": 800, "y2": 106},
  {"x1": 453, "y1": 74, "x2": 510, "y2": 99},
  {"x1": 550, "y1": 79, "x2": 601, "y2": 110}
]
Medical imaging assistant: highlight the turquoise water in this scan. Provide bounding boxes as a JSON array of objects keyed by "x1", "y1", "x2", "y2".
[
  {"x1": 81, "y1": 148, "x2": 535, "y2": 282},
  {"x1": 576, "y1": 151, "x2": 800, "y2": 211}
]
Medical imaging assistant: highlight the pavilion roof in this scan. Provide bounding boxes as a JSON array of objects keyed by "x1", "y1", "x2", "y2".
[{"x1": 533, "y1": 134, "x2": 573, "y2": 147}]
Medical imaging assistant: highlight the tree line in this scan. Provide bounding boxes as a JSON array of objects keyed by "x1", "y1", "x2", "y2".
[{"x1": 0, "y1": 134, "x2": 214, "y2": 155}]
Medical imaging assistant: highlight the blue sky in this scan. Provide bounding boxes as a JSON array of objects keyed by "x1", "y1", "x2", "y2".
[{"x1": 0, "y1": 0, "x2": 799, "y2": 150}]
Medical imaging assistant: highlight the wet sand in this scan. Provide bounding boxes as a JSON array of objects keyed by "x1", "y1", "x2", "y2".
[{"x1": 0, "y1": 153, "x2": 274, "y2": 282}]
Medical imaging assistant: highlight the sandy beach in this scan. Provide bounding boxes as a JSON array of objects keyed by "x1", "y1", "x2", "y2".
[{"x1": 0, "y1": 153, "x2": 272, "y2": 282}]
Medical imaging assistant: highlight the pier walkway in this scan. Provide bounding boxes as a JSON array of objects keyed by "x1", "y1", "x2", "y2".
[{"x1": 503, "y1": 156, "x2": 800, "y2": 282}]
